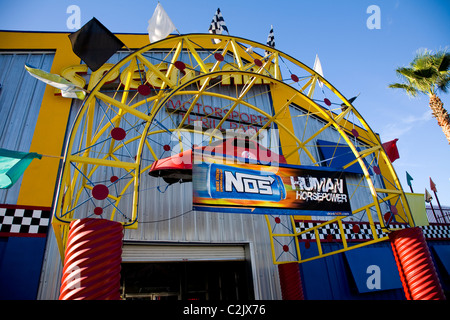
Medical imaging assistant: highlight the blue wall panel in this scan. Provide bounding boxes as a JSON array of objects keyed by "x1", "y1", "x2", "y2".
[
  {"x1": 0, "y1": 236, "x2": 47, "y2": 300},
  {"x1": 428, "y1": 242, "x2": 450, "y2": 297},
  {"x1": 299, "y1": 242, "x2": 406, "y2": 300},
  {"x1": 345, "y1": 247, "x2": 402, "y2": 293}
]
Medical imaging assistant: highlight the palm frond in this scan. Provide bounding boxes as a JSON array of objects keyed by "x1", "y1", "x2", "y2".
[
  {"x1": 388, "y1": 83, "x2": 419, "y2": 97},
  {"x1": 437, "y1": 73, "x2": 450, "y2": 93},
  {"x1": 412, "y1": 49, "x2": 433, "y2": 70},
  {"x1": 437, "y1": 52, "x2": 450, "y2": 72},
  {"x1": 414, "y1": 68, "x2": 434, "y2": 78},
  {"x1": 395, "y1": 67, "x2": 417, "y2": 81},
  {"x1": 390, "y1": 49, "x2": 450, "y2": 96},
  {"x1": 394, "y1": 67, "x2": 432, "y2": 95}
]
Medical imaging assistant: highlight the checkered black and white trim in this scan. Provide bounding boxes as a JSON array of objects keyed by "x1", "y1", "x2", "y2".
[
  {"x1": 208, "y1": 8, "x2": 228, "y2": 35},
  {"x1": 421, "y1": 224, "x2": 450, "y2": 240},
  {"x1": 0, "y1": 206, "x2": 51, "y2": 236},
  {"x1": 295, "y1": 220, "x2": 450, "y2": 242},
  {"x1": 265, "y1": 25, "x2": 275, "y2": 57}
]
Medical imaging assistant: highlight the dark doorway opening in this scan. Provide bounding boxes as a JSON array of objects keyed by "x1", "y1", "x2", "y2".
[{"x1": 120, "y1": 260, "x2": 254, "y2": 300}]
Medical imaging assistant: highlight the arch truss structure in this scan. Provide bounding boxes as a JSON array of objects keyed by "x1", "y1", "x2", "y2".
[{"x1": 52, "y1": 34, "x2": 414, "y2": 262}]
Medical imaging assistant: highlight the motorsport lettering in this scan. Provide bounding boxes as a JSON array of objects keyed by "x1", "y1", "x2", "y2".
[{"x1": 290, "y1": 176, "x2": 348, "y2": 203}]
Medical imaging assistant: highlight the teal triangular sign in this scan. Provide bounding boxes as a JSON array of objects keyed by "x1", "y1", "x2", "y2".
[
  {"x1": 406, "y1": 171, "x2": 413, "y2": 187},
  {"x1": 0, "y1": 148, "x2": 42, "y2": 189}
]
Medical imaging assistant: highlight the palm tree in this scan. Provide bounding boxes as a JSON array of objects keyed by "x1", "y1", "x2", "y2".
[{"x1": 389, "y1": 49, "x2": 450, "y2": 144}]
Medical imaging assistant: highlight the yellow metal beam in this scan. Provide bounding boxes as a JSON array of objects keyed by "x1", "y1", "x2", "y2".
[
  {"x1": 137, "y1": 52, "x2": 176, "y2": 88},
  {"x1": 230, "y1": 39, "x2": 244, "y2": 70},
  {"x1": 94, "y1": 91, "x2": 152, "y2": 122},
  {"x1": 183, "y1": 37, "x2": 210, "y2": 74},
  {"x1": 342, "y1": 145, "x2": 381, "y2": 170},
  {"x1": 69, "y1": 155, "x2": 138, "y2": 170}
]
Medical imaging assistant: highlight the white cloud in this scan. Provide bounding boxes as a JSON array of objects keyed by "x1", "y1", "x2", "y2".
[
  {"x1": 403, "y1": 110, "x2": 432, "y2": 124},
  {"x1": 379, "y1": 110, "x2": 432, "y2": 141}
]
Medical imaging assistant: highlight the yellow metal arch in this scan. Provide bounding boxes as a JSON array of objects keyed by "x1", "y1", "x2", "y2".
[{"x1": 52, "y1": 34, "x2": 413, "y2": 262}]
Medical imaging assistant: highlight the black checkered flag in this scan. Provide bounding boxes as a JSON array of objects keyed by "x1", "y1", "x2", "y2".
[
  {"x1": 265, "y1": 25, "x2": 275, "y2": 57},
  {"x1": 208, "y1": 8, "x2": 228, "y2": 44}
]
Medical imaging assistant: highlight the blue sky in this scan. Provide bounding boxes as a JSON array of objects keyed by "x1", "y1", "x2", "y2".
[{"x1": 1, "y1": 0, "x2": 449, "y2": 205}]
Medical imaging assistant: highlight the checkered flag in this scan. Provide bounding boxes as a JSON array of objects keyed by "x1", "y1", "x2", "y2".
[
  {"x1": 209, "y1": 8, "x2": 228, "y2": 44},
  {"x1": 265, "y1": 25, "x2": 275, "y2": 57}
]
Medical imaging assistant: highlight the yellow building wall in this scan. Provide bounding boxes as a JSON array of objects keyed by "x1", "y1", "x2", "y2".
[{"x1": 0, "y1": 31, "x2": 149, "y2": 207}]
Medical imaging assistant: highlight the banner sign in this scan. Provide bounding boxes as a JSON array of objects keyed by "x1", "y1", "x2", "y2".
[{"x1": 193, "y1": 157, "x2": 352, "y2": 216}]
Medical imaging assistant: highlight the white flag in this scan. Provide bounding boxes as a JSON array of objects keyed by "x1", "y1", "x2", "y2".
[
  {"x1": 313, "y1": 54, "x2": 324, "y2": 88},
  {"x1": 425, "y1": 188, "x2": 433, "y2": 203},
  {"x1": 147, "y1": 3, "x2": 176, "y2": 43}
]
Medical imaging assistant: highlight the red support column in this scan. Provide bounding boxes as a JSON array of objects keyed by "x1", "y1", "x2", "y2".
[
  {"x1": 59, "y1": 218, "x2": 123, "y2": 300},
  {"x1": 278, "y1": 262, "x2": 304, "y2": 300},
  {"x1": 389, "y1": 227, "x2": 446, "y2": 300}
]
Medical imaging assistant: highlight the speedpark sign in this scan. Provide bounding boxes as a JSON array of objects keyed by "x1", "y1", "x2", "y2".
[
  {"x1": 56, "y1": 58, "x2": 276, "y2": 94},
  {"x1": 193, "y1": 156, "x2": 352, "y2": 216}
]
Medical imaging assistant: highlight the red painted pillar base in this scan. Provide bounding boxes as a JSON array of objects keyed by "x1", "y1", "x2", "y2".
[
  {"x1": 278, "y1": 262, "x2": 304, "y2": 300},
  {"x1": 59, "y1": 218, "x2": 123, "y2": 300},
  {"x1": 389, "y1": 227, "x2": 446, "y2": 300}
]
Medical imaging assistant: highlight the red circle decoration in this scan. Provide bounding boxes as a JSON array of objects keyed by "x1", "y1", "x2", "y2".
[
  {"x1": 384, "y1": 212, "x2": 392, "y2": 223},
  {"x1": 352, "y1": 224, "x2": 360, "y2": 233},
  {"x1": 305, "y1": 241, "x2": 310, "y2": 249},
  {"x1": 274, "y1": 217, "x2": 281, "y2": 224},
  {"x1": 163, "y1": 144, "x2": 171, "y2": 151},
  {"x1": 254, "y1": 59, "x2": 263, "y2": 67},
  {"x1": 351, "y1": 128, "x2": 359, "y2": 137},
  {"x1": 373, "y1": 166, "x2": 381, "y2": 175},
  {"x1": 214, "y1": 53, "x2": 224, "y2": 62},
  {"x1": 324, "y1": 98, "x2": 332, "y2": 106},
  {"x1": 94, "y1": 207, "x2": 103, "y2": 215},
  {"x1": 326, "y1": 234, "x2": 333, "y2": 241},
  {"x1": 174, "y1": 60, "x2": 186, "y2": 71},
  {"x1": 291, "y1": 74, "x2": 299, "y2": 82},
  {"x1": 92, "y1": 184, "x2": 109, "y2": 200},
  {"x1": 282, "y1": 245, "x2": 289, "y2": 252},
  {"x1": 110, "y1": 176, "x2": 118, "y2": 183},
  {"x1": 111, "y1": 127, "x2": 126, "y2": 141},
  {"x1": 137, "y1": 84, "x2": 151, "y2": 96}
]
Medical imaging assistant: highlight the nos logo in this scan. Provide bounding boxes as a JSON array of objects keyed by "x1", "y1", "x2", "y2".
[{"x1": 224, "y1": 171, "x2": 275, "y2": 195}]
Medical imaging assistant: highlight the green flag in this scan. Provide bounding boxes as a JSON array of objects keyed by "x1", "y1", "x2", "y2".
[
  {"x1": 0, "y1": 148, "x2": 42, "y2": 189},
  {"x1": 24, "y1": 64, "x2": 86, "y2": 100},
  {"x1": 406, "y1": 171, "x2": 413, "y2": 187}
]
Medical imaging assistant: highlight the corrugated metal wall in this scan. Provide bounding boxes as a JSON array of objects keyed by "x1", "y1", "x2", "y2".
[
  {"x1": 0, "y1": 51, "x2": 55, "y2": 204},
  {"x1": 426, "y1": 205, "x2": 450, "y2": 224}
]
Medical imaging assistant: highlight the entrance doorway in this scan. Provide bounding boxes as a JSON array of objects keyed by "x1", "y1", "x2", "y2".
[{"x1": 120, "y1": 260, "x2": 254, "y2": 300}]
